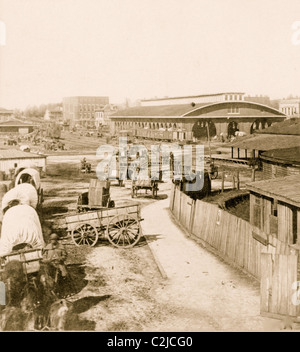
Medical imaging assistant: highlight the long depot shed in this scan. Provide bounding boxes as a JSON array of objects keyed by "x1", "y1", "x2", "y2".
[{"x1": 0, "y1": 150, "x2": 46, "y2": 178}]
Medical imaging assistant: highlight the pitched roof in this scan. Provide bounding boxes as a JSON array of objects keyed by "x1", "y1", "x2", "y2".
[
  {"x1": 0, "y1": 150, "x2": 45, "y2": 159},
  {"x1": 0, "y1": 120, "x2": 34, "y2": 127},
  {"x1": 111, "y1": 104, "x2": 202, "y2": 117},
  {"x1": 228, "y1": 134, "x2": 300, "y2": 151},
  {"x1": 256, "y1": 119, "x2": 300, "y2": 136},
  {"x1": 141, "y1": 92, "x2": 244, "y2": 102},
  {"x1": 246, "y1": 175, "x2": 300, "y2": 207},
  {"x1": 261, "y1": 146, "x2": 300, "y2": 165}
]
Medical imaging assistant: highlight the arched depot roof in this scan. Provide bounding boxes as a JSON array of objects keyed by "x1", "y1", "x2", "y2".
[{"x1": 110, "y1": 101, "x2": 286, "y2": 119}]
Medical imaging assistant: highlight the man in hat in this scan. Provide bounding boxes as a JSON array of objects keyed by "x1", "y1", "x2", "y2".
[{"x1": 42, "y1": 233, "x2": 68, "y2": 278}]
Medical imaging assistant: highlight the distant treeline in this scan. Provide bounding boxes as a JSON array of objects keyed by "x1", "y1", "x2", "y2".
[{"x1": 15, "y1": 103, "x2": 62, "y2": 118}]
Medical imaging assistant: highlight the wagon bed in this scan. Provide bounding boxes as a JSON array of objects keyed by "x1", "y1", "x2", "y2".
[
  {"x1": 0, "y1": 248, "x2": 43, "y2": 275},
  {"x1": 65, "y1": 203, "x2": 143, "y2": 248}
]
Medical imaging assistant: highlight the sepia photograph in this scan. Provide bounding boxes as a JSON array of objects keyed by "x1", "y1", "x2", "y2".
[{"x1": 0, "y1": 0, "x2": 300, "y2": 334}]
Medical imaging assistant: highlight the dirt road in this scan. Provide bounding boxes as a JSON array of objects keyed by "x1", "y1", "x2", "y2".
[
  {"x1": 40, "y1": 159, "x2": 279, "y2": 331},
  {"x1": 141, "y1": 197, "x2": 272, "y2": 331}
]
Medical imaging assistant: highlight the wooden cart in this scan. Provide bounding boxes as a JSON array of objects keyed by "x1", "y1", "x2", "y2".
[
  {"x1": 65, "y1": 203, "x2": 143, "y2": 248},
  {"x1": 131, "y1": 179, "x2": 158, "y2": 198}
]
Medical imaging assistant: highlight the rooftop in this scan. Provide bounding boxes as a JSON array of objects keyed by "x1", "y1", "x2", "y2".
[
  {"x1": 141, "y1": 92, "x2": 245, "y2": 102},
  {"x1": 111, "y1": 101, "x2": 285, "y2": 118},
  {"x1": 256, "y1": 119, "x2": 300, "y2": 136},
  {"x1": 0, "y1": 120, "x2": 35, "y2": 127},
  {"x1": 246, "y1": 175, "x2": 300, "y2": 207},
  {"x1": 228, "y1": 134, "x2": 300, "y2": 151},
  {"x1": 0, "y1": 149, "x2": 45, "y2": 159},
  {"x1": 261, "y1": 146, "x2": 300, "y2": 165}
]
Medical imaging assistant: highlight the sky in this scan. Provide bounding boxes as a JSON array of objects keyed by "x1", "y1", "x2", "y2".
[{"x1": 0, "y1": 0, "x2": 300, "y2": 109}]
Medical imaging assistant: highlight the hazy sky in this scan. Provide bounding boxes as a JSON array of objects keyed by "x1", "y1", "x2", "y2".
[{"x1": 0, "y1": 0, "x2": 300, "y2": 109}]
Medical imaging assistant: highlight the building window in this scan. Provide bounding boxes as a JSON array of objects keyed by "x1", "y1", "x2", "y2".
[
  {"x1": 230, "y1": 95, "x2": 233, "y2": 100},
  {"x1": 234, "y1": 95, "x2": 237, "y2": 100},
  {"x1": 225, "y1": 95, "x2": 228, "y2": 101},
  {"x1": 228, "y1": 106, "x2": 240, "y2": 114}
]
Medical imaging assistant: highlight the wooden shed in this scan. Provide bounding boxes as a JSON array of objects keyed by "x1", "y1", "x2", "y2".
[
  {"x1": 260, "y1": 146, "x2": 300, "y2": 179},
  {"x1": 246, "y1": 175, "x2": 300, "y2": 246}
]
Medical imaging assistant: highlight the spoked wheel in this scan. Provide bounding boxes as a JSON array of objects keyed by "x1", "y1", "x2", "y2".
[
  {"x1": 106, "y1": 214, "x2": 141, "y2": 248},
  {"x1": 210, "y1": 169, "x2": 218, "y2": 180},
  {"x1": 71, "y1": 223, "x2": 99, "y2": 246}
]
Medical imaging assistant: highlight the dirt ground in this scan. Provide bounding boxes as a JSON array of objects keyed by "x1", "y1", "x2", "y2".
[{"x1": 39, "y1": 157, "x2": 281, "y2": 332}]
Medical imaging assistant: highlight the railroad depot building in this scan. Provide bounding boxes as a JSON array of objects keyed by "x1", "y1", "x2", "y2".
[
  {"x1": 0, "y1": 120, "x2": 35, "y2": 134},
  {"x1": 110, "y1": 92, "x2": 286, "y2": 141}
]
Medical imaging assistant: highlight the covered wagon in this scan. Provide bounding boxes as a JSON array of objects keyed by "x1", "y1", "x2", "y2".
[
  {"x1": 15, "y1": 168, "x2": 43, "y2": 205},
  {"x1": 0, "y1": 204, "x2": 44, "y2": 273}
]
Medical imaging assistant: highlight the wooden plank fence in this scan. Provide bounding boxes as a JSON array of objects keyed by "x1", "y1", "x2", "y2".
[
  {"x1": 170, "y1": 184, "x2": 266, "y2": 278},
  {"x1": 169, "y1": 184, "x2": 300, "y2": 318}
]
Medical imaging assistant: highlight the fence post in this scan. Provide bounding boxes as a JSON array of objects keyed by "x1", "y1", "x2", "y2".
[
  {"x1": 251, "y1": 168, "x2": 256, "y2": 182},
  {"x1": 221, "y1": 171, "x2": 225, "y2": 193},
  {"x1": 237, "y1": 171, "x2": 240, "y2": 190}
]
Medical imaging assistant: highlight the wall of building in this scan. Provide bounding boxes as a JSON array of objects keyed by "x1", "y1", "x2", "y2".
[
  {"x1": 0, "y1": 157, "x2": 46, "y2": 175},
  {"x1": 63, "y1": 96, "x2": 109, "y2": 126},
  {"x1": 279, "y1": 100, "x2": 300, "y2": 118},
  {"x1": 262, "y1": 160, "x2": 300, "y2": 179}
]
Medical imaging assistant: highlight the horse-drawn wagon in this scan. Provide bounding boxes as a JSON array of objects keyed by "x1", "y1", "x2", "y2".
[
  {"x1": 65, "y1": 204, "x2": 142, "y2": 248},
  {"x1": 66, "y1": 179, "x2": 143, "y2": 248}
]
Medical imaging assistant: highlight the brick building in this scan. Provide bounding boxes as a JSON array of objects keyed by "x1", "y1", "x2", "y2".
[
  {"x1": 63, "y1": 96, "x2": 109, "y2": 128},
  {"x1": 279, "y1": 98, "x2": 300, "y2": 118}
]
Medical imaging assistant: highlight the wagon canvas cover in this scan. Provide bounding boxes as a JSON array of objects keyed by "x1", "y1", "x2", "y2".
[
  {"x1": 0, "y1": 204, "x2": 44, "y2": 257},
  {"x1": 2, "y1": 183, "x2": 38, "y2": 211},
  {"x1": 15, "y1": 168, "x2": 41, "y2": 190}
]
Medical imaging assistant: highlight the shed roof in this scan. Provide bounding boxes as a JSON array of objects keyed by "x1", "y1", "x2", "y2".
[
  {"x1": 246, "y1": 175, "x2": 300, "y2": 207},
  {"x1": 0, "y1": 150, "x2": 45, "y2": 159},
  {"x1": 261, "y1": 146, "x2": 300, "y2": 165},
  {"x1": 228, "y1": 134, "x2": 300, "y2": 151},
  {"x1": 256, "y1": 119, "x2": 300, "y2": 136},
  {"x1": 0, "y1": 120, "x2": 34, "y2": 127}
]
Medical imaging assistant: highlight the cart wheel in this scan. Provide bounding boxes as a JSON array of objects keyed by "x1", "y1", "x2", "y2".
[
  {"x1": 71, "y1": 223, "x2": 99, "y2": 246},
  {"x1": 210, "y1": 170, "x2": 218, "y2": 180},
  {"x1": 106, "y1": 214, "x2": 141, "y2": 248}
]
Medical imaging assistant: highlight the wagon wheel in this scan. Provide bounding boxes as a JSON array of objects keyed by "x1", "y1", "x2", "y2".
[
  {"x1": 106, "y1": 214, "x2": 141, "y2": 248},
  {"x1": 71, "y1": 223, "x2": 99, "y2": 246},
  {"x1": 210, "y1": 167, "x2": 218, "y2": 180}
]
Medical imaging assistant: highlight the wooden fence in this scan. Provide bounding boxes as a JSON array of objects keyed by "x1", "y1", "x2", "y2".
[
  {"x1": 169, "y1": 184, "x2": 297, "y2": 280},
  {"x1": 169, "y1": 184, "x2": 300, "y2": 318}
]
